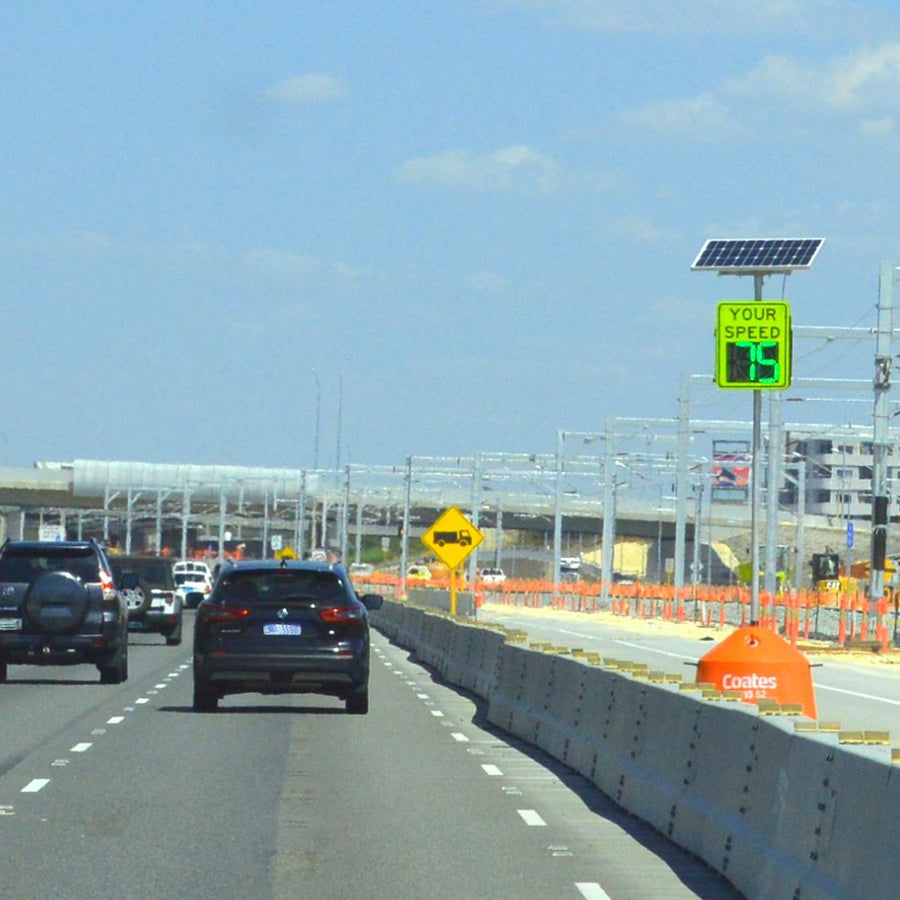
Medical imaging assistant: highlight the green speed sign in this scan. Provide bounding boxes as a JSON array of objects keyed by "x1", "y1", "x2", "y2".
[{"x1": 715, "y1": 301, "x2": 791, "y2": 390}]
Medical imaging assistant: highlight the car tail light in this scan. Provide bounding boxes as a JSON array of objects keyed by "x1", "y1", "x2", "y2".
[
  {"x1": 198, "y1": 604, "x2": 251, "y2": 625},
  {"x1": 319, "y1": 605, "x2": 365, "y2": 623},
  {"x1": 100, "y1": 570, "x2": 117, "y2": 602}
]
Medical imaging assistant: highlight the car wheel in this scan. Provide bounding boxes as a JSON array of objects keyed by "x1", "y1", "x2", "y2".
[
  {"x1": 346, "y1": 690, "x2": 369, "y2": 715},
  {"x1": 193, "y1": 676, "x2": 218, "y2": 712},
  {"x1": 165, "y1": 617, "x2": 183, "y2": 646},
  {"x1": 98, "y1": 644, "x2": 128, "y2": 685}
]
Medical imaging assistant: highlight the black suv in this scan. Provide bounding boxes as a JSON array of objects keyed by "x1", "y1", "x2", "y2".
[
  {"x1": 108, "y1": 555, "x2": 183, "y2": 645},
  {"x1": 193, "y1": 560, "x2": 383, "y2": 713},
  {"x1": 0, "y1": 540, "x2": 129, "y2": 684}
]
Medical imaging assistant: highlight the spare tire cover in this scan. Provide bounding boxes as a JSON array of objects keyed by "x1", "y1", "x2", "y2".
[
  {"x1": 24, "y1": 571, "x2": 91, "y2": 635},
  {"x1": 122, "y1": 578, "x2": 153, "y2": 616}
]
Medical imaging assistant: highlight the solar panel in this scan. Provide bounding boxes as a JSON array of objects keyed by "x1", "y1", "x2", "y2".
[{"x1": 691, "y1": 238, "x2": 824, "y2": 273}]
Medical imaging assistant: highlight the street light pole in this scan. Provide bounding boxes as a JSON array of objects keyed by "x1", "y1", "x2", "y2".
[{"x1": 311, "y1": 369, "x2": 321, "y2": 470}]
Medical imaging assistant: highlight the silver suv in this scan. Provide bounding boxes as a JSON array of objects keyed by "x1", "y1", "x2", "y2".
[{"x1": 0, "y1": 540, "x2": 129, "y2": 684}]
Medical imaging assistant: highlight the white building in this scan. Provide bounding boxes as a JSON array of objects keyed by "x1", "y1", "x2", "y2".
[{"x1": 786, "y1": 437, "x2": 893, "y2": 522}]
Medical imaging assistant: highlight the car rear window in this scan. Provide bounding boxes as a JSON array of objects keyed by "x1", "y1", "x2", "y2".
[
  {"x1": 110, "y1": 558, "x2": 172, "y2": 587},
  {"x1": 0, "y1": 546, "x2": 99, "y2": 584},
  {"x1": 175, "y1": 572, "x2": 207, "y2": 585},
  {"x1": 219, "y1": 570, "x2": 346, "y2": 604}
]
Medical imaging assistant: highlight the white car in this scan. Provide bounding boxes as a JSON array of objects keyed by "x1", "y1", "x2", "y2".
[
  {"x1": 173, "y1": 560, "x2": 212, "y2": 579},
  {"x1": 174, "y1": 569, "x2": 213, "y2": 609},
  {"x1": 480, "y1": 567, "x2": 507, "y2": 584}
]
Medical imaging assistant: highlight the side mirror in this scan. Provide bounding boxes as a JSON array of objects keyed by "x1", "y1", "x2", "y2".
[
  {"x1": 120, "y1": 572, "x2": 139, "y2": 590},
  {"x1": 359, "y1": 593, "x2": 384, "y2": 611}
]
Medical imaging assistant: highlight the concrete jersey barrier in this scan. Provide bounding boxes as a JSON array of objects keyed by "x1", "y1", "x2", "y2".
[{"x1": 369, "y1": 599, "x2": 900, "y2": 900}]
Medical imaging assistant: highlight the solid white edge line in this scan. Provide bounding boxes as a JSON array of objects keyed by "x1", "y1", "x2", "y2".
[
  {"x1": 815, "y1": 683, "x2": 900, "y2": 706},
  {"x1": 575, "y1": 883, "x2": 613, "y2": 900},
  {"x1": 517, "y1": 809, "x2": 546, "y2": 826},
  {"x1": 21, "y1": 779, "x2": 49, "y2": 793}
]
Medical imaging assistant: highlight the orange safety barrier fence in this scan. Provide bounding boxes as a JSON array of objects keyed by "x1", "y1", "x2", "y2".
[{"x1": 364, "y1": 571, "x2": 893, "y2": 651}]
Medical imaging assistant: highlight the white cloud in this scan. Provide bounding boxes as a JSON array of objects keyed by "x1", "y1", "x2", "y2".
[
  {"x1": 505, "y1": 0, "x2": 868, "y2": 37},
  {"x1": 396, "y1": 145, "x2": 565, "y2": 193},
  {"x1": 612, "y1": 215, "x2": 665, "y2": 243},
  {"x1": 243, "y1": 247, "x2": 370, "y2": 285},
  {"x1": 860, "y1": 116, "x2": 894, "y2": 136},
  {"x1": 243, "y1": 248, "x2": 320, "y2": 277},
  {"x1": 614, "y1": 92, "x2": 743, "y2": 141},
  {"x1": 264, "y1": 74, "x2": 347, "y2": 105},
  {"x1": 467, "y1": 270, "x2": 510, "y2": 295},
  {"x1": 618, "y1": 41, "x2": 900, "y2": 140},
  {"x1": 723, "y1": 42, "x2": 900, "y2": 113}
]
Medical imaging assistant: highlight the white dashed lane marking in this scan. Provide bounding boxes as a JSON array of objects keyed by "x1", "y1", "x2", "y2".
[
  {"x1": 517, "y1": 809, "x2": 547, "y2": 827},
  {"x1": 451, "y1": 733, "x2": 469, "y2": 742},
  {"x1": 107, "y1": 716, "x2": 124, "y2": 725},
  {"x1": 481, "y1": 764, "x2": 503, "y2": 776},
  {"x1": 135, "y1": 698, "x2": 150, "y2": 705},
  {"x1": 70, "y1": 743, "x2": 92, "y2": 753},
  {"x1": 430, "y1": 710, "x2": 445, "y2": 718},
  {"x1": 21, "y1": 779, "x2": 49, "y2": 794},
  {"x1": 575, "y1": 883, "x2": 612, "y2": 900}
]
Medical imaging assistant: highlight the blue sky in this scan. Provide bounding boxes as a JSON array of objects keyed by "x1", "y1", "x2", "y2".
[{"x1": 2, "y1": 0, "x2": 900, "y2": 470}]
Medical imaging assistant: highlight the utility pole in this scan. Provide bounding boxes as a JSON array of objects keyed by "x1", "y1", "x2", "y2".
[
  {"x1": 870, "y1": 263, "x2": 895, "y2": 630},
  {"x1": 400, "y1": 456, "x2": 411, "y2": 599}
]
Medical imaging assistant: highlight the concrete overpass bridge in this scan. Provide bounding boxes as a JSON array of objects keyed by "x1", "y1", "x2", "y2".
[{"x1": 0, "y1": 458, "x2": 853, "y2": 585}]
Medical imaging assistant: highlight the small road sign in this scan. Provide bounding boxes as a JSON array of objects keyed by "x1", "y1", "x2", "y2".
[{"x1": 421, "y1": 506, "x2": 483, "y2": 570}]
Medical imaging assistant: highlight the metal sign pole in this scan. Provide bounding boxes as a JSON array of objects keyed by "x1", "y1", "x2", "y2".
[{"x1": 749, "y1": 272, "x2": 764, "y2": 625}]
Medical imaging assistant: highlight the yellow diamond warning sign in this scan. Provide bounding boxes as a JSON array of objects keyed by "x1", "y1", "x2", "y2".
[{"x1": 421, "y1": 506, "x2": 483, "y2": 570}]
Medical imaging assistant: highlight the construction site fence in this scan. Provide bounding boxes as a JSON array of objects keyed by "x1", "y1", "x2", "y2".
[{"x1": 351, "y1": 572, "x2": 900, "y2": 651}]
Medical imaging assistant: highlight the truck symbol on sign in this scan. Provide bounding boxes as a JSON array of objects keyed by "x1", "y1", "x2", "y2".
[{"x1": 433, "y1": 529, "x2": 472, "y2": 548}]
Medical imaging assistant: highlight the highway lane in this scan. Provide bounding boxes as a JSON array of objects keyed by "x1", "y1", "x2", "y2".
[
  {"x1": 476, "y1": 603, "x2": 900, "y2": 735},
  {"x1": 0, "y1": 615, "x2": 740, "y2": 900}
]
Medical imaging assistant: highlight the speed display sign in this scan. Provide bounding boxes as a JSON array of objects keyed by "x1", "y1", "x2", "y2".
[{"x1": 715, "y1": 300, "x2": 791, "y2": 389}]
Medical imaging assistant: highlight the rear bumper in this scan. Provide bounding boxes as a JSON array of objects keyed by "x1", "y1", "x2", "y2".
[
  {"x1": 0, "y1": 630, "x2": 126, "y2": 665},
  {"x1": 197, "y1": 648, "x2": 369, "y2": 696},
  {"x1": 129, "y1": 608, "x2": 181, "y2": 633}
]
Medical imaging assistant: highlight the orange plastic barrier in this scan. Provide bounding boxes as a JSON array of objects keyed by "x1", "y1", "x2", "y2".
[{"x1": 697, "y1": 625, "x2": 817, "y2": 718}]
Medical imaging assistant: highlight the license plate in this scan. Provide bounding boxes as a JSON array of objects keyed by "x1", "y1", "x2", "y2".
[
  {"x1": 0, "y1": 617, "x2": 21, "y2": 631},
  {"x1": 263, "y1": 623, "x2": 301, "y2": 636}
]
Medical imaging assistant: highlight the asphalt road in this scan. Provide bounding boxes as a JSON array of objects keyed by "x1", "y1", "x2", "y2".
[
  {"x1": 0, "y1": 615, "x2": 741, "y2": 900},
  {"x1": 476, "y1": 604, "x2": 900, "y2": 735}
]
